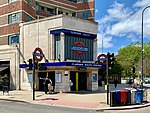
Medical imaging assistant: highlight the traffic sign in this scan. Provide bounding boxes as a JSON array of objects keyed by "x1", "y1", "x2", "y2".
[{"x1": 33, "y1": 47, "x2": 43, "y2": 62}]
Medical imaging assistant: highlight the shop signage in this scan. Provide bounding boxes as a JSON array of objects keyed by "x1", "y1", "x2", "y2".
[
  {"x1": 33, "y1": 47, "x2": 44, "y2": 62},
  {"x1": 70, "y1": 41, "x2": 88, "y2": 56}
]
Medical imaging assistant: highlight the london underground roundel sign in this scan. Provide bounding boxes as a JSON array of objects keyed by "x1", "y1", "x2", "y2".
[
  {"x1": 97, "y1": 54, "x2": 107, "y2": 64},
  {"x1": 33, "y1": 47, "x2": 43, "y2": 62},
  {"x1": 70, "y1": 41, "x2": 88, "y2": 56}
]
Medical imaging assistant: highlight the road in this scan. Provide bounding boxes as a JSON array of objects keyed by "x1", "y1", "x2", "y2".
[
  {"x1": 0, "y1": 100, "x2": 98, "y2": 113},
  {"x1": 1, "y1": 100, "x2": 150, "y2": 113},
  {"x1": 103, "y1": 106, "x2": 150, "y2": 113}
]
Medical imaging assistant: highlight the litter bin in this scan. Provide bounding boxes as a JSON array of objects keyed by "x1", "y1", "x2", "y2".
[
  {"x1": 110, "y1": 91, "x2": 116, "y2": 107},
  {"x1": 143, "y1": 89, "x2": 147, "y2": 102},
  {"x1": 120, "y1": 90, "x2": 130, "y2": 105},
  {"x1": 110, "y1": 90, "x2": 121, "y2": 107},
  {"x1": 130, "y1": 89, "x2": 137, "y2": 104},
  {"x1": 136, "y1": 89, "x2": 143, "y2": 104}
]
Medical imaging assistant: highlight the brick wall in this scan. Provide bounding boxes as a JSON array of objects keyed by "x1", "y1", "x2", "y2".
[
  {"x1": 0, "y1": 36, "x2": 8, "y2": 45},
  {"x1": 0, "y1": 15, "x2": 7, "y2": 26},
  {"x1": 0, "y1": 1, "x2": 22, "y2": 16},
  {"x1": 0, "y1": 23, "x2": 20, "y2": 36},
  {"x1": 77, "y1": 1, "x2": 94, "y2": 10}
]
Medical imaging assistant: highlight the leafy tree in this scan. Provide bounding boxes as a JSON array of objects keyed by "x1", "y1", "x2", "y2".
[{"x1": 117, "y1": 42, "x2": 150, "y2": 77}]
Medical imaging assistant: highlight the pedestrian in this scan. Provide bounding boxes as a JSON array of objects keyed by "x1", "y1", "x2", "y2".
[
  {"x1": 69, "y1": 80, "x2": 73, "y2": 91},
  {"x1": 114, "y1": 78, "x2": 118, "y2": 88},
  {"x1": 48, "y1": 79, "x2": 53, "y2": 94},
  {"x1": 43, "y1": 76, "x2": 52, "y2": 94},
  {"x1": 133, "y1": 78, "x2": 138, "y2": 89}
]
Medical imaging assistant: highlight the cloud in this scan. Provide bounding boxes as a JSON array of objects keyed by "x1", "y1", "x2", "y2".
[
  {"x1": 97, "y1": 33, "x2": 113, "y2": 49},
  {"x1": 133, "y1": 0, "x2": 150, "y2": 7},
  {"x1": 97, "y1": 0, "x2": 150, "y2": 51}
]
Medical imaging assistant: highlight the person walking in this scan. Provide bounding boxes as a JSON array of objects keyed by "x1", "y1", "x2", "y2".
[
  {"x1": 48, "y1": 79, "x2": 53, "y2": 94},
  {"x1": 43, "y1": 76, "x2": 52, "y2": 94}
]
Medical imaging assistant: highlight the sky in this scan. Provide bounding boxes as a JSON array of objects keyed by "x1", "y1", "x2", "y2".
[{"x1": 95, "y1": 0, "x2": 150, "y2": 55}]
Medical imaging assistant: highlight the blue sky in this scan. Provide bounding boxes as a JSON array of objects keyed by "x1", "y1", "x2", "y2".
[{"x1": 95, "y1": 0, "x2": 150, "y2": 55}]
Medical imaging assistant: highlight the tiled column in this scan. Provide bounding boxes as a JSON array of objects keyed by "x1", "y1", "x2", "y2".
[
  {"x1": 60, "y1": 32, "x2": 65, "y2": 61},
  {"x1": 93, "y1": 38, "x2": 98, "y2": 61}
]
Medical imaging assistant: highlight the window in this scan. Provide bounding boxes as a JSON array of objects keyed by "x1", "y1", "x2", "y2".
[
  {"x1": 58, "y1": 11, "x2": 63, "y2": 14},
  {"x1": 8, "y1": 0, "x2": 17, "y2": 3},
  {"x1": 36, "y1": 4, "x2": 44, "y2": 12},
  {"x1": 47, "y1": 8, "x2": 55, "y2": 14},
  {"x1": 72, "y1": 12, "x2": 76, "y2": 17},
  {"x1": 27, "y1": 15, "x2": 33, "y2": 21},
  {"x1": 8, "y1": 34, "x2": 19, "y2": 45},
  {"x1": 27, "y1": 0, "x2": 32, "y2": 5},
  {"x1": 67, "y1": 0, "x2": 77, "y2": 3},
  {"x1": 8, "y1": 13, "x2": 20, "y2": 24},
  {"x1": 82, "y1": 0, "x2": 87, "y2": 2},
  {"x1": 82, "y1": 11, "x2": 88, "y2": 19}
]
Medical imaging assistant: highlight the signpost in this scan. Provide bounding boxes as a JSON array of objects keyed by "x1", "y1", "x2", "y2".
[
  {"x1": 97, "y1": 54, "x2": 109, "y2": 104},
  {"x1": 33, "y1": 47, "x2": 44, "y2": 62},
  {"x1": 32, "y1": 47, "x2": 44, "y2": 100}
]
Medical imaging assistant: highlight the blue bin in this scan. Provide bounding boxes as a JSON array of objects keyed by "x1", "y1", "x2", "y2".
[
  {"x1": 136, "y1": 89, "x2": 143, "y2": 104},
  {"x1": 115, "y1": 90, "x2": 121, "y2": 105}
]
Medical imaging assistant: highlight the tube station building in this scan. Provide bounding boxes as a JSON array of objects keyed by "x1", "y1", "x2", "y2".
[{"x1": 19, "y1": 14, "x2": 105, "y2": 92}]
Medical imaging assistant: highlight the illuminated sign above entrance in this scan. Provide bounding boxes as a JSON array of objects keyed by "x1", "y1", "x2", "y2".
[{"x1": 70, "y1": 41, "x2": 88, "y2": 56}]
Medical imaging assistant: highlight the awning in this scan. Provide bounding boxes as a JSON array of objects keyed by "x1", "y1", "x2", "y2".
[{"x1": 0, "y1": 67, "x2": 8, "y2": 72}]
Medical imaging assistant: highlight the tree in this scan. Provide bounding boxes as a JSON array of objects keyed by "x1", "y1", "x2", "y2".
[{"x1": 117, "y1": 42, "x2": 150, "y2": 77}]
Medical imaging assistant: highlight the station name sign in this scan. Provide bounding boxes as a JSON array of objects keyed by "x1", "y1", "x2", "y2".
[
  {"x1": 70, "y1": 62, "x2": 103, "y2": 68},
  {"x1": 50, "y1": 29, "x2": 97, "y2": 39}
]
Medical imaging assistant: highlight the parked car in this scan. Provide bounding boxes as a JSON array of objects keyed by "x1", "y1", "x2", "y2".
[
  {"x1": 143, "y1": 77, "x2": 150, "y2": 84},
  {"x1": 126, "y1": 78, "x2": 134, "y2": 84}
]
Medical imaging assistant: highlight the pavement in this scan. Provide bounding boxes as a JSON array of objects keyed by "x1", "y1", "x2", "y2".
[{"x1": 0, "y1": 84, "x2": 150, "y2": 110}]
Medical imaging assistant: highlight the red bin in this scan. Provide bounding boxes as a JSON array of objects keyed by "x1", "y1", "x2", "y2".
[{"x1": 120, "y1": 90, "x2": 129, "y2": 105}]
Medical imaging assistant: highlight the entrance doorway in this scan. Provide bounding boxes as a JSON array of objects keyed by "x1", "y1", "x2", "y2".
[
  {"x1": 70, "y1": 71, "x2": 87, "y2": 91},
  {"x1": 78, "y1": 72, "x2": 87, "y2": 90},
  {"x1": 38, "y1": 71, "x2": 55, "y2": 91},
  {"x1": 0, "y1": 61, "x2": 10, "y2": 90}
]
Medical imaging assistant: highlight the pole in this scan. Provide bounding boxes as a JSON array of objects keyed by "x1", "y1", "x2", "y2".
[
  {"x1": 101, "y1": 29, "x2": 104, "y2": 54},
  {"x1": 33, "y1": 53, "x2": 35, "y2": 100},
  {"x1": 141, "y1": 6, "x2": 150, "y2": 89},
  {"x1": 106, "y1": 56, "x2": 109, "y2": 104}
]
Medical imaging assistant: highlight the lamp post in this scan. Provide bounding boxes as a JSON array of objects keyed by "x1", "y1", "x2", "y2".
[{"x1": 141, "y1": 6, "x2": 150, "y2": 89}]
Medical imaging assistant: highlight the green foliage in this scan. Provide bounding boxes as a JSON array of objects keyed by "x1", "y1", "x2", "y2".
[{"x1": 117, "y1": 42, "x2": 150, "y2": 77}]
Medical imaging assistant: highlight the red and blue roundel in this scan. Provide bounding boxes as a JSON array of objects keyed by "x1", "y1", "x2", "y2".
[{"x1": 70, "y1": 41, "x2": 88, "y2": 56}]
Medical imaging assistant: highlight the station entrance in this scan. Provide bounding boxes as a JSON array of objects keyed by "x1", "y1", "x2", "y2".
[
  {"x1": 38, "y1": 71, "x2": 55, "y2": 91},
  {"x1": 70, "y1": 71, "x2": 87, "y2": 91},
  {"x1": 0, "y1": 61, "x2": 10, "y2": 90}
]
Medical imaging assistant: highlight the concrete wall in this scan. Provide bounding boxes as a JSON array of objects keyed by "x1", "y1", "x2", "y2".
[{"x1": 0, "y1": 45, "x2": 20, "y2": 90}]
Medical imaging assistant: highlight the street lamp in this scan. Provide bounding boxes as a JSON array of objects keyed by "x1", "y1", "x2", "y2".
[{"x1": 141, "y1": 6, "x2": 150, "y2": 89}]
